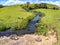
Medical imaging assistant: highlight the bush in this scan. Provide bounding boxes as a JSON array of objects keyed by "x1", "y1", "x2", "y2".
[
  {"x1": 36, "y1": 23, "x2": 48, "y2": 36},
  {"x1": 0, "y1": 23, "x2": 6, "y2": 31},
  {"x1": 53, "y1": 7, "x2": 59, "y2": 10}
]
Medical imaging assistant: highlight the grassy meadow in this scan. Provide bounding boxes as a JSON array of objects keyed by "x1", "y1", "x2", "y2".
[
  {"x1": 33, "y1": 9, "x2": 60, "y2": 45},
  {"x1": 0, "y1": 5, "x2": 35, "y2": 31},
  {"x1": 0, "y1": 3, "x2": 60, "y2": 45}
]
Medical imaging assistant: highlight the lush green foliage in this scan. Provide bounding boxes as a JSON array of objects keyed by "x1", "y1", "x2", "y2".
[{"x1": 21, "y1": 3, "x2": 59, "y2": 11}]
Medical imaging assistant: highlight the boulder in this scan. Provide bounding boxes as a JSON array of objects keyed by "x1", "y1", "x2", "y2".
[
  {"x1": 10, "y1": 34, "x2": 19, "y2": 40},
  {"x1": 35, "y1": 37, "x2": 42, "y2": 42}
]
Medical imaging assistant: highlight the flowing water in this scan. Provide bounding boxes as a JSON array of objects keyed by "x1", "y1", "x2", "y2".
[{"x1": 0, "y1": 13, "x2": 41, "y2": 36}]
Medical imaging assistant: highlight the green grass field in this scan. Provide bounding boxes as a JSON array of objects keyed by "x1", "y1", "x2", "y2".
[
  {"x1": 0, "y1": 3, "x2": 60, "y2": 45},
  {"x1": 0, "y1": 5, "x2": 35, "y2": 31},
  {"x1": 33, "y1": 9, "x2": 60, "y2": 45}
]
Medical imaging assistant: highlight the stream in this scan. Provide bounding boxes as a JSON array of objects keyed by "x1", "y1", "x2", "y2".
[{"x1": 0, "y1": 13, "x2": 41, "y2": 36}]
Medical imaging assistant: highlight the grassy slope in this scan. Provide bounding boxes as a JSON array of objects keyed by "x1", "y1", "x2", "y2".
[
  {"x1": 33, "y1": 9, "x2": 60, "y2": 45},
  {"x1": 16, "y1": 4, "x2": 60, "y2": 44},
  {"x1": 31, "y1": 4, "x2": 60, "y2": 45},
  {"x1": 0, "y1": 5, "x2": 34, "y2": 31},
  {"x1": 0, "y1": 3, "x2": 60, "y2": 44},
  {"x1": 47, "y1": 4, "x2": 59, "y2": 9}
]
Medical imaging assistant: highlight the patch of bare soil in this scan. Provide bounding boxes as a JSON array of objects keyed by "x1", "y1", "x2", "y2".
[{"x1": 0, "y1": 32, "x2": 57, "y2": 45}]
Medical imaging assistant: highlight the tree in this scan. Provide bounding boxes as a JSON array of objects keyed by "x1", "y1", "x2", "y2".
[
  {"x1": 39, "y1": 3, "x2": 47, "y2": 9},
  {"x1": 53, "y1": 7, "x2": 59, "y2": 10},
  {"x1": 26, "y1": 2, "x2": 30, "y2": 8},
  {"x1": 34, "y1": 4, "x2": 39, "y2": 9},
  {"x1": 0, "y1": 4, "x2": 3, "y2": 8},
  {"x1": 29, "y1": 7, "x2": 33, "y2": 10},
  {"x1": 25, "y1": 2, "x2": 30, "y2": 11}
]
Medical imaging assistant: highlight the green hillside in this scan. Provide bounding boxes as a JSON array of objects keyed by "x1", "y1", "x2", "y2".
[
  {"x1": 0, "y1": 3, "x2": 60, "y2": 45},
  {"x1": 46, "y1": 3, "x2": 59, "y2": 9},
  {"x1": 21, "y1": 3, "x2": 60, "y2": 45},
  {"x1": 33, "y1": 9, "x2": 60, "y2": 45},
  {"x1": 28, "y1": 3, "x2": 60, "y2": 45},
  {"x1": 21, "y1": 3, "x2": 60, "y2": 10},
  {"x1": 0, "y1": 5, "x2": 35, "y2": 31}
]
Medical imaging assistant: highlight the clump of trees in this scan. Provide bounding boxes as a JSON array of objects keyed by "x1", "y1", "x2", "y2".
[
  {"x1": 21, "y1": 2, "x2": 59, "y2": 11},
  {"x1": 34, "y1": 3, "x2": 47, "y2": 9},
  {"x1": 22, "y1": 2, "x2": 48, "y2": 11},
  {"x1": 39, "y1": 3, "x2": 47, "y2": 9}
]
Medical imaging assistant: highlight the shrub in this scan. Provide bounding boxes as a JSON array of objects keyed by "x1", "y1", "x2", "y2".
[
  {"x1": 53, "y1": 7, "x2": 59, "y2": 10},
  {"x1": 0, "y1": 23, "x2": 6, "y2": 31},
  {"x1": 36, "y1": 23, "x2": 48, "y2": 36}
]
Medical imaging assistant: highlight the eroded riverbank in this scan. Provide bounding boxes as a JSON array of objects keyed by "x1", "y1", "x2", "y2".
[{"x1": 0, "y1": 33, "x2": 57, "y2": 45}]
